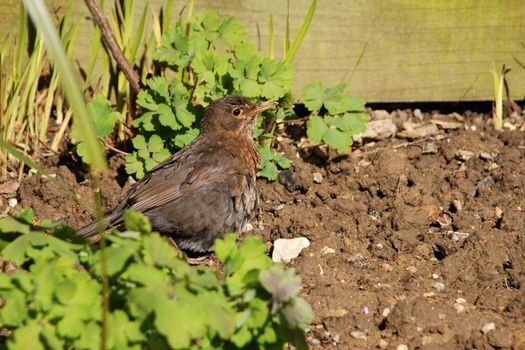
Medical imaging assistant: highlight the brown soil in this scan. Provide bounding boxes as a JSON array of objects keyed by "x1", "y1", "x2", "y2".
[{"x1": 7, "y1": 110, "x2": 525, "y2": 349}]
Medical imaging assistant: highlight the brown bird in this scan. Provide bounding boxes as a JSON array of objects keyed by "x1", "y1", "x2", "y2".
[{"x1": 77, "y1": 96, "x2": 276, "y2": 252}]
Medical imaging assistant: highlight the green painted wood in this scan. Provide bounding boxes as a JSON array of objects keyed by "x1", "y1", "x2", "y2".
[{"x1": 1, "y1": 0, "x2": 524, "y2": 102}]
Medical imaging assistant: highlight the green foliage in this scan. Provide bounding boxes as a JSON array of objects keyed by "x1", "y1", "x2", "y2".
[
  {"x1": 303, "y1": 80, "x2": 368, "y2": 153},
  {"x1": 0, "y1": 4, "x2": 83, "y2": 179},
  {"x1": 257, "y1": 145, "x2": 293, "y2": 181},
  {"x1": 71, "y1": 95, "x2": 123, "y2": 164},
  {"x1": 0, "y1": 209, "x2": 313, "y2": 349},
  {"x1": 127, "y1": 11, "x2": 293, "y2": 179}
]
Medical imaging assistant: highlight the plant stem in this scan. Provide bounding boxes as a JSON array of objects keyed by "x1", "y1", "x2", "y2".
[
  {"x1": 91, "y1": 175, "x2": 109, "y2": 350},
  {"x1": 83, "y1": 0, "x2": 142, "y2": 93}
]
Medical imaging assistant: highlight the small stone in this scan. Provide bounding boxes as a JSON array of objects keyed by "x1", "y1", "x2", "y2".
[
  {"x1": 479, "y1": 151, "x2": 493, "y2": 161},
  {"x1": 326, "y1": 308, "x2": 349, "y2": 318},
  {"x1": 423, "y1": 292, "x2": 435, "y2": 298},
  {"x1": 449, "y1": 231, "x2": 470, "y2": 241},
  {"x1": 7, "y1": 198, "x2": 17, "y2": 208},
  {"x1": 308, "y1": 338, "x2": 321, "y2": 345},
  {"x1": 406, "y1": 266, "x2": 417, "y2": 273},
  {"x1": 382, "y1": 308, "x2": 391, "y2": 317},
  {"x1": 378, "y1": 339, "x2": 388, "y2": 349},
  {"x1": 243, "y1": 223, "x2": 253, "y2": 232},
  {"x1": 495, "y1": 207, "x2": 503, "y2": 219},
  {"x1": 272, "y1": 237, "x2": 310, "y2": 263},
  {"x1": 453, "y1": 302, "x2": 466, "y2": 314},
  {"x1": 413, "y1": 108, "x2": 423, "y2": 120},
  {"x1": 488, "y1": 163, "x2": 500, "y2": 171},
  {"x1": 397, "y1": 344, "x2": 408, "y2": 350},
  {"x1": 455, "y1": 150, "x2": 475, "y2": 161},
  {"x1": 454, "y1": 298, "x2": 467, "y2": 314},
  {"x1": 350, "y1": 330, "x2": 366, "y2": 340},
  {"x1": 422, "y1": 336, "x2": 434, "y2": 345},
  {"x1": 432, "y1": 273, "x2": 439, "y2": 279},
  {"x1": 452, "y1": 199, "x2": 463, "y2": 212},
  {"x1": 434, "y1": 282, "x2": 445, "y2": 290},
  {"x1": 381, "y1": 263, "x2": 394, "y2": 272},
  {"x1": 482, "y1": 322, "x2": 496, "y2": 334},
  {"x1": 313, "y1": 172, "x2": 323, "y2": 184},
  {"x1": 320, "y1": 246, "x2": 336, "y2": 255}
]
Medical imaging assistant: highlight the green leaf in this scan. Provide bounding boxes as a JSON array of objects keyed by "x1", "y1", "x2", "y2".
[
  {"x1": 0, "y1": 289, "x2": 28, "y2": 326},
  {"x1": 57, "y1": 312, "x2": 84, "y2": 338},
  {"x1": 7, "y1": 321, "x2": 44, "y2": 350},
  {"x1": 259, "y1": 60, "x2": 293, "y2": 100},
  {"x1": 0, "y1": 215, "x2": 31, "y2": 234},
  {"x1": 173, "y1": 128, "x2": 199, "y2": 148},
  {"x1": 155, "y1": 298, "x2": 206, "y2": 349},
  {"x1": 88, "y1": 95, "x2": 122, "y2": 137},
  {"x1": 324, "y1": 94, "x2": 351, "y2": 115},
  {"x1": 2, "y1": 234, "x2": 31, "y2": 265},
  {"x1": 132, "y1": 135, "x2": 148, "y2": 150},
  {"x1": 214, "y1": 233, "x2": 237, "y2": 263},
  {"x1": 274, "y1": 152, "x2": 292, "y2": 169},
  {"x1": 323, "y1": 127, "x2": 352, "y2": 153},
  {"x1": 143, "y1": 234, "x2": 179, "y2": 267},
  {"x1": 342, "y1": 112, "x2": 368, "y2": 134},
  {"x1": 301, "y1": 80, "x2": 324, "y2": 111},
  {"x1": 123, "y1": 210, "x2": 152, "y2": 235},
  {"x1": 348, "y1": 96, "x2": 366, "y2": 111},
  {"x1": 125, "y1": 152, "x2": 145, "y2": 179},
  {"x1": 258, "y1": 161, "x2": 279, "y2": 181},
  {"x1": 306, "y1": 115, "x2": 327, "y2": 144},
  {"x1": 157, "y1": 104, "x2": 178, "y2": 129},
  {"x1": 107, "y1": 310, "x2": 146, "y2": 349}
]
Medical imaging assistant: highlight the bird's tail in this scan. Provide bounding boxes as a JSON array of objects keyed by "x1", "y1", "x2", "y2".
[{"x1": 76, "y1": 210, "x2": 124, "y2": 239}]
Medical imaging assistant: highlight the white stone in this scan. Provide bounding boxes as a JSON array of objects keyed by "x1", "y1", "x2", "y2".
[
  {"x1": 7, "y1": 198, "x2": 17, "y2": 207},
  {"x1": 272, "y1": 237, "x2": 310, "y2": 263},
  {"x1": 350, "y1": 330, "x2": 367, "y2": 340},
  {"x1": 481, "y1": 322, "x2": 496, "y2": 334},
  {"x1": 313, "y1": 172, "x2": 323, "y2": 184}
]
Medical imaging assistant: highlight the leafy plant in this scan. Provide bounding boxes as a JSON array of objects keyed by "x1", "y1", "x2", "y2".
[
  {"x1": 127, "y1": 12, "x2": 294, "y2": 179},
  {"x1": 72, "y1": 95, "x2": 123, "y2": 164},
  {"x1": 303, "y1": 80, "x2": 367, "y2": 153},
  {"x1": 257, "y1": 145, "x2": 293, "y2": 181},
  {"x1": 0, "y1": 209, "x2": 313, "y2": 349}
]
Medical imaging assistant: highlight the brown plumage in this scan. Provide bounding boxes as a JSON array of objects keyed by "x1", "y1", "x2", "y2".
[{"x1": 77, "y1": 96, "x2": 276, "y2": 252}]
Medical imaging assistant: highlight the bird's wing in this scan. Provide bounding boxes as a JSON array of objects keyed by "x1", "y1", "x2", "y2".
[{"x1": 126, "y1": 145, "x2": 242, "y2": 214}]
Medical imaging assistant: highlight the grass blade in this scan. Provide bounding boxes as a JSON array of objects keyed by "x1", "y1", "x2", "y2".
[
  {"x1": 284, "y1": 0, "x2": 316, "y2": 65},
  {"x1": 23, "y1": 0, "x2": 107, "y2": 170}
]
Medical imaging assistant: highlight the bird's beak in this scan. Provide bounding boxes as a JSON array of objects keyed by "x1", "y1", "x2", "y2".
[{"x1": 247, "y1": 100, "x2": 278, "y2": 118}]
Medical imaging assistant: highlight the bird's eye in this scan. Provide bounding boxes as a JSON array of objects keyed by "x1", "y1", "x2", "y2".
[{"x1": 232, "y1": 108, "x2": 241, "y2": 116}]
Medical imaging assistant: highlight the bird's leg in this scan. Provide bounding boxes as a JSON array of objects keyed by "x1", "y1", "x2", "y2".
[{"x1": 167, "y1": 236, "x2": 209, "y2": 266}]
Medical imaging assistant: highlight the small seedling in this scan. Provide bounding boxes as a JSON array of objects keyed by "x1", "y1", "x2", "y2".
[
  {"x1": 303, "y1": 80, "x2": 367, "y2": 153},
  {"x1": 490, "y1": 63, "x2": 511, "y2": 130}
]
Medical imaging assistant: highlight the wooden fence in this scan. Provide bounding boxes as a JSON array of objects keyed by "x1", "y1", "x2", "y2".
[{"x1": 1, "y1": 0, "x2": 524, "y2": 102}]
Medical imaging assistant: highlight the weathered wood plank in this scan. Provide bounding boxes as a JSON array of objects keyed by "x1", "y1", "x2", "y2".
[{"x1": 1, "y1": 0, "x2": 524, "y2": 102}]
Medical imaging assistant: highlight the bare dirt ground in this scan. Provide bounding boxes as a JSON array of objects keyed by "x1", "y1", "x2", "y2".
[{"x1": 7, "y1": 108, "x2": 525, "y2": 349}]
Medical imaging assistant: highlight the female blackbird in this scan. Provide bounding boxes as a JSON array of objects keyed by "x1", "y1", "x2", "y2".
[{"x1": 77, "y1": 96, "x2": 276, "y2": 252}]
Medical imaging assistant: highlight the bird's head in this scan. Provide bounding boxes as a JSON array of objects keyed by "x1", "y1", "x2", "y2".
[{"x1": 200, "y1": 96, "x2": 277, "y2": 138}]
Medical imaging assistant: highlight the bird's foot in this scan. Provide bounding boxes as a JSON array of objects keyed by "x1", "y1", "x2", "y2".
[{"x1": 167, "y1": 236, "x2": 211, "y2": 266}]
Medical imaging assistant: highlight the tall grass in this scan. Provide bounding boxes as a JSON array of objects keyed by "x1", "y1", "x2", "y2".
[{"x1": 0, "y1": 4, "x2": 81, "y2": 179}]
